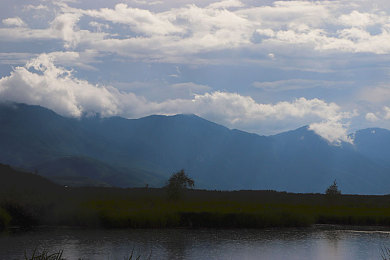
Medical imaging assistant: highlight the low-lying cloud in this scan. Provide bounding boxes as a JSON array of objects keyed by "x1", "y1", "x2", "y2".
[
  {"x1": 0, "y1": 54, "x2": 355, "y2": 144},
  {"x1": 2, "y1": 17, "x2": 26, "y2": 27}
]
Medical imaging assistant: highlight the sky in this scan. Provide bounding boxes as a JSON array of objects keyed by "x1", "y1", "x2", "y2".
[{"x1": 1, "y1": 0, "x2": 390, "y2": 144}]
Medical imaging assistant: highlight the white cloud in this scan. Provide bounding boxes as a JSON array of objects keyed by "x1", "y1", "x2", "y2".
[
  {"x1": 384, "y1": 106, "x2": 390, "y2": 120},
  {"x1": 309, "y1": 121, "x2": 353, "y2": 145},
  {"x1": 75, "y1": 1, "x2": 390, "y2": 59},
  {"x1": 23, "y1": 4, "x2": 49, "y2": 11},
  {"x1": 131, "y1": 0, "x2": 163, "y2": 6},
  {"x1": 208, "y1": 0, "x2": 244, "y2": 9},
  {"x1": 0, "y1": 54, "x2": 119, "y2": 117},
  {"x1": 2, "y1": 17, "x2": 26, "y2": 27},
  {"x1": 267, "y1": 53, "x2": 275, "y2": 59},
  {"x1": 2, "y1": 1, "x2": 390, "y2": 64},
  {"x1": 50, "y1": 13, "x2": 82, "y2": 48},
  {"x1": 0, "y1": 26, "x2": 56, "y2": 41},
  {"x1": 365, "y1": 112, "x2": 379, "y2": 122},
  {"x1": 0, "y1": 54, "x2": 355, "y2": 144},
  {"x1": 45, "y1": 50, "x2": 100, "y2": 70},
  {"x1": 89, "y1": 21, "x2": 110, "y2": 31},
  {"x1": 83, "y1": 4, "x2": 183, "y2": 36},
  {"x1": 338, "y1": 11, "x2": 385, "y2": 28}
]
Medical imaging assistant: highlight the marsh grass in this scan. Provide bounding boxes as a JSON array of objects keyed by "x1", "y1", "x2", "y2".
[{"x1": 3, "y1": 187, "x2": 390, "y2": 229}]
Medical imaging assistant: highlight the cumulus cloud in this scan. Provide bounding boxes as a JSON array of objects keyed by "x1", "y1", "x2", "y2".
[
  {"x1": 23, "y1": 4, "x2": 49, "y2": 11},
  {"x1": 365, "y1": 112, "x2": 379, "y2": 122},
  {"x1": 131, "y1": 0, "x2": 163, "y2": 6},
  {"x1": 208, "y1": 0, "x2": 244, "y2": 9},
  {"x1": 0, "y1": 54, "x2": 120, "y2": 117},
  {"x1": 0, "y1": 13, "x2": 106, "y2": 49},
  {"x1": 50, "y1": 13, "x2": 82, "y2": 48},
  {"x1": 356, "y1": 107, "x2": 390, "y2": 125},
  {"x1": 44, "y1": 50, "x2": 100, "y2": 70},
  {"x1": 2, "y1": 0, "x2": 390, "y2": 63},
  {"x1": 0, "y1": 54, "x2": 355, "y2": 144},
  {"x1": 338, "y1": 11, "x2": 385, "y2": 28},
  {"x1": 89, "y1": 21, "x2": 110, "y2": 31},
  {"x1": 83, "y1": 4, "x2": 183, "y2": 36},
  {"x1": 2, "y1": 17, "x2": 26, "y2": 27},
  {"x1": 267, "y1": 53, "x2": 275, "y2": 59},
  {"x1": 384, "y1": 106, "x2": 390, "y2": 120},
  {"x1": 72, "y1": 1, "x2": 390, "y2": 59},
  {"x1": 309, "y1": 121, "x2": 353, "y2": 145}
]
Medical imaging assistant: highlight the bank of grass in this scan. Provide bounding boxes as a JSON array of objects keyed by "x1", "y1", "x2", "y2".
[
  {"x1": 3, "y1": 185, "x2": 390, "y2": 229},
  {"x1": 3, "y1": 175, "x2": 390, "y2": 229}
]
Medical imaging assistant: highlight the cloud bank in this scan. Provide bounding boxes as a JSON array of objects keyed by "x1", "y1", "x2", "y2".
[{"x1": 0, "y1": 54, "x2": 354, "y2": 144}]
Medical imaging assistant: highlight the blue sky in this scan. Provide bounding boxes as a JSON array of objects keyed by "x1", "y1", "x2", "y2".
[{"x1": 1, "y1": 0, "x2": 390, "y2": 144}]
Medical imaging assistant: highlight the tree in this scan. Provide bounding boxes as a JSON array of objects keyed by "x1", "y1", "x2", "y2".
[
  {"x1": 166, "y1": 169, "x2": 194, "y2": 200},
  {"x1": 325, "y1": 179, "x2": 341, "y2": 196}
]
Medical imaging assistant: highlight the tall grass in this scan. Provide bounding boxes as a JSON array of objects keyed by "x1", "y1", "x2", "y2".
[{"x1": 3, "y1": 187, "x2": 390, "y2": 229}]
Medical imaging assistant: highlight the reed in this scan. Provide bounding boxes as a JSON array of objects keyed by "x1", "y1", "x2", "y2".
[{"x1": 24, "y1": 248, "x2": 64, "y2": 260}]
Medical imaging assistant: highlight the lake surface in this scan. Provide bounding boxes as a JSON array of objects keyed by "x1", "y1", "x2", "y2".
[{"x1": 1, "y1": 225, "x2": 390, "y2": 259}]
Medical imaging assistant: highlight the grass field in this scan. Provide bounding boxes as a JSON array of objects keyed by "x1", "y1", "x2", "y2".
[
  {"x1": 2, "y1": 163, "x2": 390, "y2": 230},
  {"x1": 2, "y1": 186, "x2": 390, "y2": 230}
]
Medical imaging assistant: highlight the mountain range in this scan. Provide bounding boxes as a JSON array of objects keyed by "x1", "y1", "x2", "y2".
[{"x1": 1, "y1": 102, "x2": 390, "y2": 194}]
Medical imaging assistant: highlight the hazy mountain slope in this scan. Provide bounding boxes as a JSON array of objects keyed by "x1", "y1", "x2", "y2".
[
  {"x1": 0, "y1": 103, "x2": 83, "y2": 166},
  {"x1": 35, "y1": 156, "x2": 163, "y2": 188},
  {"x1": 81, "y1": 114, "x2": 273, "y2": 189},
  {"x1": 1, "y1": 102, "x2": 390, "y2": 194},
  {"x1": 353, "y1": 128, "x2": 390, "y2": 165},
  {"x1": 0, "y1": 103, "x2": 166, "y2": 187},
  {"x1": 269, "y1": 127, "x2": 390, "y2": 194},
  {"x1": 0, "y1": 163, "x2": 60, "y2": 193}
]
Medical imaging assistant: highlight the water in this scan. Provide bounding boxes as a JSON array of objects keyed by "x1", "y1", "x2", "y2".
[{"x1": 1, "y1": 226, "x2": 390, "y2": 259}]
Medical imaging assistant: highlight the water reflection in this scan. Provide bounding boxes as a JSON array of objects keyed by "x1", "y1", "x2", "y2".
[{"x1": 1, "y1": 226, "x2": 390, "y2": 259}]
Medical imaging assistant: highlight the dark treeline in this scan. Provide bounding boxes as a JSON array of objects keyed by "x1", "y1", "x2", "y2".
[{"x1": 2, "y1": 163, "x2": 390, "y2": 230}]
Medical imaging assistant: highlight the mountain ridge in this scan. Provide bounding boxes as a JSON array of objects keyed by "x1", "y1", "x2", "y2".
[{"x1": 1, "y1": 102, "x2": 390, "y2": 194}]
